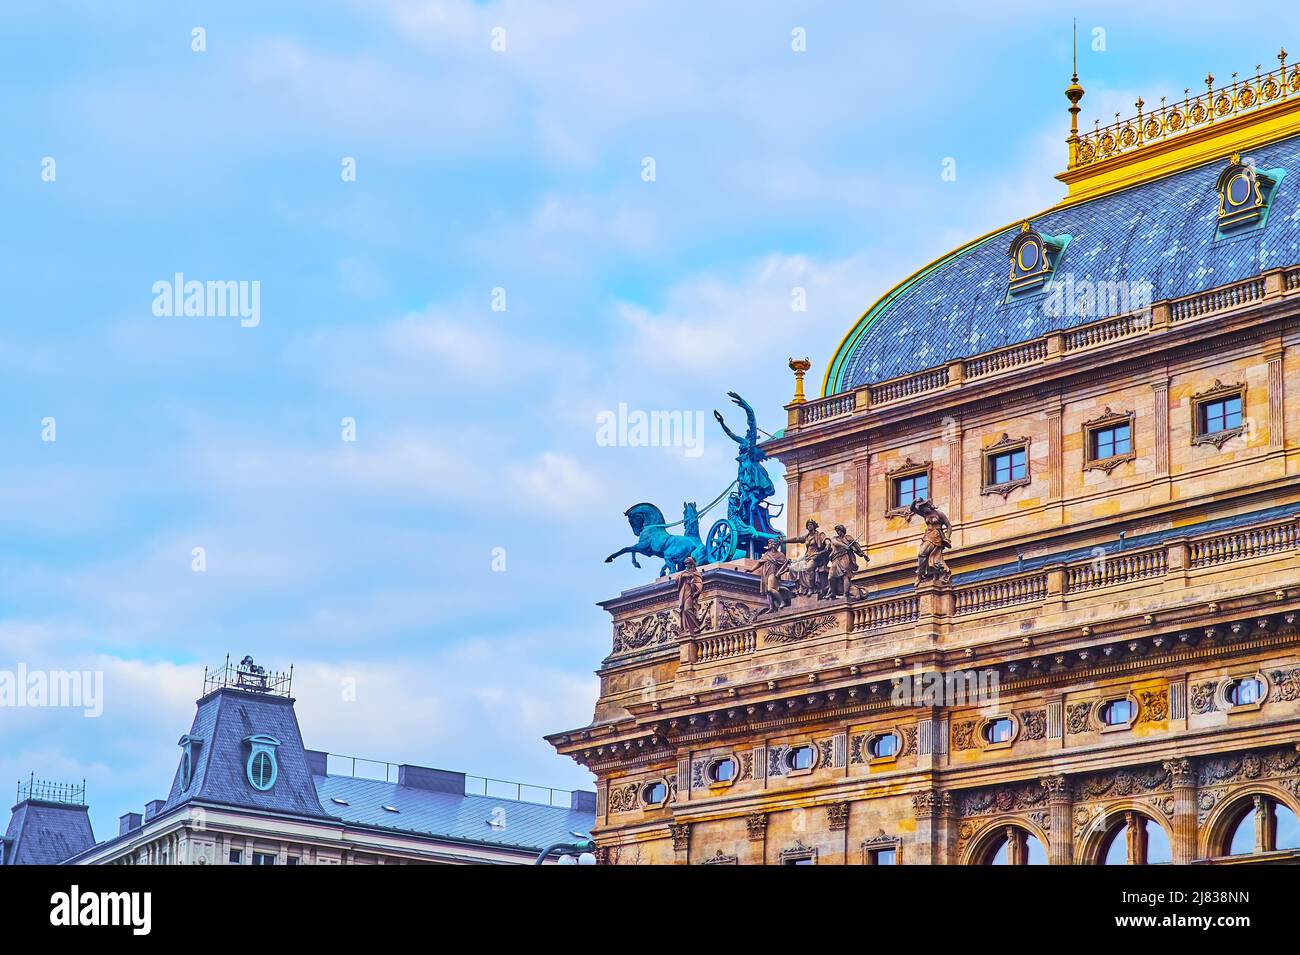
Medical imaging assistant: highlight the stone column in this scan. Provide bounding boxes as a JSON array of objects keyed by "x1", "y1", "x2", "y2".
[
  {"x1": 670, "y1": 821, "x2": 691, "y2": 865},
  {"x1": 1042, "y1": 775, "x2": 1073, "y2": 865},
  {"x1": 1267, "y1": 349, "x2": 1284, "y2": 450},
  {"x1": 1165, "y1": 757, "x2": 1198, "y2": 864},
  {"x1": 746, "y1": 811, "x2": 768, "y2": 865},
  {"x1": 1151, "y1": 378, "x2": 1170, "y2": 477},
  {"x1": 910, "y1": 790, "x2": 949, "y2": 865},
  {"x1": 1047, "y1": 405, "x2": 1064, "y2": 500}
]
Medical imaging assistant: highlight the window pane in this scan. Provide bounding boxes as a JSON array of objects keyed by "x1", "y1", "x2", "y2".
[
  {"x1": 1275, "y1": 803, "x2": 1300, "y2": 850},
  {"x1": 874, "y1": 847, "x2": 897, "y2": 865},
  {"x1": 1228, "y1": 805, "x2": 1256, "y2": 855},
  {"x1": 1145, "y1": 819, "x2": 1172, "y2": 864},
  {"x1": 1114, "y1": 424, "x2": 1131, "y2": 455},
  {"x1": 1024, "y1": 834, "x2": 1047, "y2": 865},
  {"x1": 1103, "y1": 823, "x2": 1128, "y2": 865}
]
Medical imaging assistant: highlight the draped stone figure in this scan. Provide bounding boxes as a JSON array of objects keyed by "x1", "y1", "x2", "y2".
[
  {"x1": 677, "y1": 556, "x2": 704, "y2": 634},
  {"x1": 908, "y1": 497, "x2": 953, "y2": 584},
  {"x1": 757, "y1": 538, "x2": 793, "y2": 614},
  {"x1": 785, "y1": 519, "x2": 830, "y2": 596},
  {"x1": 823, "y1": 524, "x2": 867, "y2": 599}
]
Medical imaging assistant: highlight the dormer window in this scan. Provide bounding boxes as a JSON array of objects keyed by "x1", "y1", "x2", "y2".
[
  {"x1": 1007, "y1": 221, "x2": 1067, "y2": 295},
  {"x1": 177, "y1": 734, "x2": 203, "y2": 792},
  {"x1": 243, "y1": 734, "x2": 281, "y2": 791},
  {"x1": 1215, "y1": 153, "x2": 1281, "y2": 234}
]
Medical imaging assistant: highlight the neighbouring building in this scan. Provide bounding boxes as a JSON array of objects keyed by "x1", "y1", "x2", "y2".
[
  {"x1": 548, "y1": 52, "x2": 1300, "y2": 864},
  {"x1": 5, "y1": 656, "x2": 595, "y2": 865}
]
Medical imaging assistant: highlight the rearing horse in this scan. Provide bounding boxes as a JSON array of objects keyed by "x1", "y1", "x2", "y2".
[{"x1": 605, "y1": 502, "x2": 702, "y2": 577}]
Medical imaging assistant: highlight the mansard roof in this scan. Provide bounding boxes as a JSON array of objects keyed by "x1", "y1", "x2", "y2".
[
  {"x1": 825, "y1": 129, "x2": 1300, "y2": 394},
  {"x1": 2, "y1": 800, "x2": 95, "y2": 866},
  {"x1": 157, "y1": 686, "x2": 334, "y2": 820}
]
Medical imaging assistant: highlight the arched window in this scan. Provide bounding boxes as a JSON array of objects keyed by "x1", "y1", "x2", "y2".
[
  {"x1": 868, "y1": 733, "x2": 898, "y2": 759},
  {"x1": 1098, "y1": 811, "x2": 1171, "y2": 865},
  {"x1": 1222, "y1": 795, "x2": 1300, "y2": 856},
  {"x1": 707, "y1": 757, "x2": 737, "y2": 783},
  {"x1": 786, "y1": 745, "x2": 816, "y2": 772},
  {"x1": 1225, "y1": 677, "x2": 1264, "y2": 707},
  {"x1": 979, "y1": 825, "x2": 1047, "y2": 865},
  {"x1": 1098, "y1": 698, "x2": 1133, "y2": 726},
  {"x1": 983, "y1": 718, "x2": 1015, "y2": 744}
]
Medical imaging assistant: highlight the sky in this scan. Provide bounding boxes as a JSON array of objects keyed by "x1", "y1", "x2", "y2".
[{"x1": 3, "y1": 0, "x2": 1298, "y2": 839}]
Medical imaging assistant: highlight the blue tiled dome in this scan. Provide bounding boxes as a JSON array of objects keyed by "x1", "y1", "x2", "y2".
[{"x1": 827, "y1": 131, "x2": 1300, "y2": 393}]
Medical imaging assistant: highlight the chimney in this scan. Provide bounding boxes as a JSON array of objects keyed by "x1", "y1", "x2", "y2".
[
  {"x1": 571, "y1": 790, "x2": 597, "y2": 814},
  {"x1": 397, "y1": 764, "x2": 465, "y2": 794},
  {"x1": 304, "y1": 750, "x2": 329, "y2": 776},
  {"x1": 118, "y1": 812, "x2": 142, "y2": 836}
]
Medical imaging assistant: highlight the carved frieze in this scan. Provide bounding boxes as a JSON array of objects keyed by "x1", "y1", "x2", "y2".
[
  {"x1": 957, "y1": 781, "x2": 1048, "y2": 818},
  {"x1": 1138, "y1": 688, "x2": 1169, "y2": 723},
  {"x1": 1270, "y1": 666, "x2": 1300, "y2": 702},
  {"x1": 1164, "y1": 758, "x2": 1195, "y2": 789},
  {"x1": 608, "y1": 782, "x2": 639, "y2": 814},
  {"x1": 764, "y1": 613, "x2": 837, "y2": 645},
  {"x1": 827, "y1": 802, "x2": 850, "y2": 831},
  {"x1": 952, "y1": 720, "x2": 979, "y2": 751},
  {"x1": 701, "y1": 599, "x2": 759, "y2": 633},
  {"x1": 670, "y1": 822, "x2": 691, "y2": 852},
  {"x1": 1191, "y1": 681, "x2": 1217, "y2": 714},
  {"x1": 612, "y1": 609, "x2": 679, "y2": 654},
  {"x1": 1197, "y1": 745, "x2": 1300, "y2": 788},
  {"x1": 913, "y1": 790, "x2": 953, "y2": 817},
  {"x1": 1018, "y1": 708, "x2": 1047, "y2": 740},
  {"x1": 899, "y1": 725, "x2": 919, "y2": 756},
  {"x1": 746, "y1": 812, "x2": 768, "y2": 841},
  {"x1": 1075, "y1": 763, "x2": 1172, "y2": 801},
  {"x1": 698, "y1": 849, "x2": 738, "y2": 865},
  {"x1": 1065, "y1": 702, "x2": 1092, "y2": 734}
]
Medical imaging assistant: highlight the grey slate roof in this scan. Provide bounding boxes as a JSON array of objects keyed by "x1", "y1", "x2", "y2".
[
  {"x1": 2, "y1": 800, "x2": 95, "y2": 865},
  {"x1": 157, "y1": 687, "x2": 335, "y2": 820},
  {"x1": 313, "y1": 773, "x2": 594, "y2": 854},
  {"x1": 834, "y1": 130, "x2": 1300, "y2": 390}
]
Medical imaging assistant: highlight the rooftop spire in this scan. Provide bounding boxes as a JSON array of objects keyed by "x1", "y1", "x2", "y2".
[{"x1": 1065, "y1": 20, "x2": 1086, "y2": 166}]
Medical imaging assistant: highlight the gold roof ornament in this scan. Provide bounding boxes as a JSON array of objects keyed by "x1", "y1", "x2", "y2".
[{"x1": 1058, "y1": 48, "x2": 1300, "y2": 205}]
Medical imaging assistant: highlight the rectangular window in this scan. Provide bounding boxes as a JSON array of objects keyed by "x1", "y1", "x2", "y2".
[
  {"x1": 868, "y1": 847, "x2": 897, "y2": 865},
  {"x1": 892, "y1": 471, "x2": 928, "y2": 509},
  {"x1": 1199, "y1": 395, "x2": 1243, "y2": 436},
  {"x1": 1091, "y1": 423, "x2": 1131, "y2": 460},
  {"x1": 286, "y1": 856, "x2": 301, "y2": 866},
  {"x1": 988, "y1": 448, "x2": 1026, "y2": 486},
  {"x1": 228, "y1": 848, "x2": 242, "y2": 864},
  {"x1": 784, "y1": 857, "x2": 815, "y2": 865},
  {"x1": 252, "y1": 852, "x2": 277, "y2": 866}
]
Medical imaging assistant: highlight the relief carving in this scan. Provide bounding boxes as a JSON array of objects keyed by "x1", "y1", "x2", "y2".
[{"x1": 1138, "y1": 688, "x2": 1169, "y2": 723}]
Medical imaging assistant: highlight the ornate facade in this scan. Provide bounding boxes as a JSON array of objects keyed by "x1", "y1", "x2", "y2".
[{"x1": 548, "y1": 53, "x2": 1300, "y2": 864}]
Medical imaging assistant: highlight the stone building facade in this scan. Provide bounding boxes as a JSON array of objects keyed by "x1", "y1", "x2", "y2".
[{"x1": 547, "y1": 55, "x2": 1300, "y2": 864}]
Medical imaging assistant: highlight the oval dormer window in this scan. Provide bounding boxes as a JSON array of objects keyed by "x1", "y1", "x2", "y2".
[
  {"x1": 244, "y1": 734, "x2": 281, "y2": 792},
  {"x1": 1018, "y1": 240, "x2": 1040, "y2": 272}
]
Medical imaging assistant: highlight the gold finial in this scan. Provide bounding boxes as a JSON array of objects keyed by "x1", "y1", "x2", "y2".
[
  {"x1": 788, "y1": 357, "x2": 811, "y2": 405},
  {"x1": 1020, "y1": 220, "x2": 1032, "y2": 233},
  {"x1": 1231, "y1": 151, "x2": 1242, "y2": 165},
  {"x1": 1065, "y1": 19, "x2": 1085, "y2": 166}
]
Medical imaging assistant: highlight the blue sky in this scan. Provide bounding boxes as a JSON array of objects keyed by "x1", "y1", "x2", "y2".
[{"x1": 2, "y1": 1, "x2": 1297, "y2": 838}]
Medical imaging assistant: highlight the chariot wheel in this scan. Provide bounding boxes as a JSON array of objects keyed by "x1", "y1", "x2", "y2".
[{"x1": 703, "y1": 519, "x2": 739, "y2": 564}]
